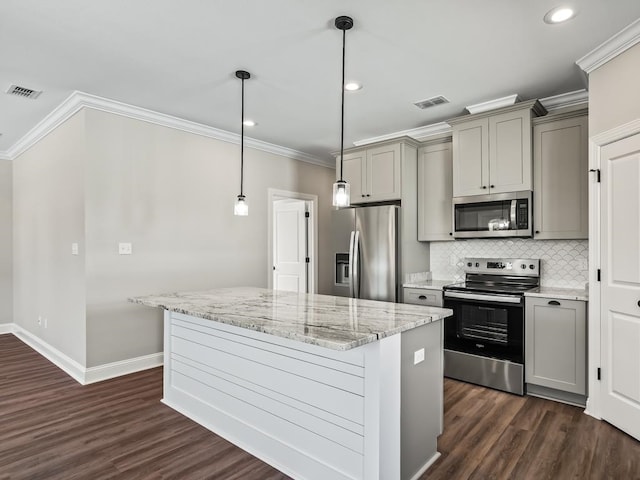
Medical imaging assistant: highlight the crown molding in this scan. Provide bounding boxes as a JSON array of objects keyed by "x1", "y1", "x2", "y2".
[
  {"x1": 466, "y1": 94, "x2": 519, "y2": 114},
  {"x1": 577, "y1": 18, "x2": 640, "y2": 74},
  {"x1": 539, "y1": 89, "x2": 589, "y2": 111},
  {"x1": 0, "y1": 153, "x2": 10, "y2": 161},
  {"x1": 353, "y1": 122, "x2": 452, "y2": 147},
  {"x1": 0, "y1": 91, "x2": 332, "y2": 168}
]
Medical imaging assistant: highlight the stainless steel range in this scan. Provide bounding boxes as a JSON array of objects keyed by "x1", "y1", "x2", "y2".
[{"x1": 443, "y1": 257, "x2": 540, "y2": 395}]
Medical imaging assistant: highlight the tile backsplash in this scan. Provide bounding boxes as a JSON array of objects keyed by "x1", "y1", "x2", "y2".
[{"x1": 430, "y1": 239, "x2": 589, "y2": 288}]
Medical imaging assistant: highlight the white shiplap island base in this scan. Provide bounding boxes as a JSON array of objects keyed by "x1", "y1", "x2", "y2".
[{"x1": 130, "y1": 287, "x2": 452, "y2": 480}]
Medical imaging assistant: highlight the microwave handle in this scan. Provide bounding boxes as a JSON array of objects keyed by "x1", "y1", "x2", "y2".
[{"x1": 510, "y1": 200, "x2": 517, "y2": 227}]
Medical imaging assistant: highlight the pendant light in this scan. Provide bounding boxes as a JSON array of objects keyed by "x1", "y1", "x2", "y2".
[
  {"x1": 332, "y1": 15, "x2": 353, "y2": 207},
  {"x1": 234, "y1": 70, "x2": 250, "y2": 216}
]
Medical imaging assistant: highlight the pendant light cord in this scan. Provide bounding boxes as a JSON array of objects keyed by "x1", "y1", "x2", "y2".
[
  {"x1": 339, "y1": 28, "x2": 346, "y2": 182},
  {"x1": 240, "y1": 76, "x2": 245, "y2": 197}
]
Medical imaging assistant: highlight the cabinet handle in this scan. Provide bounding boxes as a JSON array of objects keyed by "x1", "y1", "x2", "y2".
[
  {"x1": 482, "y1": 186, "x2": 488, "y2": 189},
  {"x1": 490, "y1": 185, "x2": 495, "y2": 188},
  {"x1": 637, "y1": 301, "x2": 640, "y2": 307},
  {"x1": 366, "y1": 194, "x2": 371, "y2": 197},
  {"x1": 449, "y1": 232, "x2": 453, "y2": 236},
  {"x1": 548, "y1": 300, "x2": 561, "y2": 306},
  {"x1": 361, "y1": 194, "x2": 365, "y2": 197},
  {"x1": 535, "y1": 230, "x2": 540, "y2": 234},
  {"x1": 418, "y1": 295, "x2": 427, "y2": 300}
]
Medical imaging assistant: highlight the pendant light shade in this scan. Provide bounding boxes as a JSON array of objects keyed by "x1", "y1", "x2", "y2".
[
  {"x1": 234, "y1": 70, "x2": 250, "y2": 216},
  {"x1": 332, "y1": 15, "x2": 354, "y2": 208}
]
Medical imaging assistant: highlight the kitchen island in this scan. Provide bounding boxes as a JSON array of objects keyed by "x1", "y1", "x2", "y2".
[{"x1": 130, "y1": 287, "x2": 452, "y2": 480}]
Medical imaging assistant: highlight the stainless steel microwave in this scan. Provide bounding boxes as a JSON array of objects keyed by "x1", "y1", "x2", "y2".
[{"x1": 453, "y1": 191, "x2": 532, "y2": 239}]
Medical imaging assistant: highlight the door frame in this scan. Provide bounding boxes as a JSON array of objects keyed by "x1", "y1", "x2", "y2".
[
  {"x1": 587, "y1": 117, "x2": 640, "y2": 420},
  {"x1": 267, "y1": 188, "x2": 318, "y2": 294}
]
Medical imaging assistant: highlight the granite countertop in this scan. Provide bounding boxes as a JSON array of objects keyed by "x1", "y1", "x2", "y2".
[
  {"x1": 403, "y1": 280, "x2": 456, "y2": 290},
  {"x1": 130, "y1": 287, "x2": 452, "y2": 351},
  {"x1": 525, "y1": 286, "x2": 589, "y2": 302}
]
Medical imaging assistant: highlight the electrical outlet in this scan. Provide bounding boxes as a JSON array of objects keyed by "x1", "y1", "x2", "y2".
[
  {"x1": 579, "y1": 258, "x2": 589, "y2": 271},
  {"x1": 413, "y1": 348, "x2": 425, "y2": 365},
  {"x1": 71, "y1": 243, "x2": 79, "y2": 255},
  {"x1": 118, "y1": 242, "x2": 133, "y2": 255}
]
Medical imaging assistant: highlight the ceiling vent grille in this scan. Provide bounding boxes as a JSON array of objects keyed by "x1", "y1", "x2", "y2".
[
  {"x1": 6, "y1": 84, "x2": 42, "y2": 99},
  {"x1": 414, "y1": 95, "x2": 449, "y2": 109}
]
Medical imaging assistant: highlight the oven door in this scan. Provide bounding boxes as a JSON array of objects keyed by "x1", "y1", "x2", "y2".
[{"x1": 443, "y1": 291, "x2": 524, "y2": 364}]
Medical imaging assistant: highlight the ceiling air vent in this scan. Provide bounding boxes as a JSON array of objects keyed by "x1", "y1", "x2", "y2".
[
  {"x1": 414, "y1": 95, "x2": 449, "y2": 109},
  {"x1": 6, "y1": 84, "x2": 42, "y2": 99}
]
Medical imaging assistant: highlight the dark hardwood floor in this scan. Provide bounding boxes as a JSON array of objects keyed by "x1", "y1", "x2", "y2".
[{"x1": 1, "y1": 333, "x2": 639, "y2": 479}]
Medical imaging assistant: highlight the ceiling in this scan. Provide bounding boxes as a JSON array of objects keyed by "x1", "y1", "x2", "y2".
[{"x1": 1, "y1": 1, "x2": 640, "y2": 163}]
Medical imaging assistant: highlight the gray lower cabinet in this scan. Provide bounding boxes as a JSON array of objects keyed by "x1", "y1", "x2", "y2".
[
  {"x1": 403, "y1": 287, "x2": 443, "y2": 307},
  {"x1": 525, "y1": 297, "x2": 587, "y2": 401}
]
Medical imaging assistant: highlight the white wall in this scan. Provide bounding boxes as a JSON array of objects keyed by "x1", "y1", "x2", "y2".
[
  {"x1": 589, "y1": 42, "x2": 640, "y2": 136},
  {"x1": 12, "y1": 111, "x2": 87, "y2": 365},
  {"x1": 83, "y1": 109, "x2": 335, "y2": 367},
  {"x1": 0, "y1": 160, "x2": 12, "y2": 325}
]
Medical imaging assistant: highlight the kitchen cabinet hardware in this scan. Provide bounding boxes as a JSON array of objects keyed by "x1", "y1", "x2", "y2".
[
  {"x1": 637, "y1": 300, "x2": 640, "y2": 307},
  {"x1": 418, "y1": 295, "x2": 427, "y2": 300},
  {"x1": 548, "y1": 300, "x2": 561, "y2": 306},
  {"x1": 589, "y1": 168, "x2": 601, "y2": 182},
  {"x1": 535, "y1": 230, "x2": 540, "y2": 234},
  {"x1": 490, "y1": 185, "x2": 495, "y2": 188}
]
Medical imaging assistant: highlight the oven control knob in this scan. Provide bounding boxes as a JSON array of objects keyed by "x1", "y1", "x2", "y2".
[
  {"x1": 467, "y1": 262, "x2": 472, "y2": 267},
  {"x1": 475, "y1": 262, "x2": 480, "y2": 267},
  {"x1": 521, "y1": 264, "x2": 526, "y2": 269},
  {"x1": 529, "y1": 264, "x2": 535, "y2": 269}
]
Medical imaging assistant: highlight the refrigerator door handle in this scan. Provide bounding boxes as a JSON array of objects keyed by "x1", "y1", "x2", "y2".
[
  {"x1": 353, "y1": 230, "x2": 360, "y2": 298},
  {"x1": 348, "y1": 231, "x2": 356, "y2": 298}
]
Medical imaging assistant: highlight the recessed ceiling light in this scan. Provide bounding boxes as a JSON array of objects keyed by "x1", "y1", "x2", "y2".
[
  {"x1": 544, "y1": 6, "x2": 576, "y2": 24},
  {"x1": 344, "y1": 82, "x2": 362, "y2": 91},
  {"x1": 242, "y1": 119, "x2": 256, "y2": 127}
]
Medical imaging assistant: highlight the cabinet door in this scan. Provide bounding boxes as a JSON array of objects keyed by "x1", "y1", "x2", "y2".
[
  {"x1": 489, "y1": 109, "x2": 532, "y2": 193},
  {"x1": 366, "y1": 143, "x2": 401, "y2": 202},
  {"x1": 533, "y1": 115, "x2": 588, "y2": 239},
  {"x1": 452, "y1": 118, "x2": 489, "y2": 197},
  {"x1": 338, "y1": 151, "x2": 366, "y2": 203},
  {"x1": 418, "y1": 142, "x2": 453, "y2": 241},
  {"x1": 403, "y1": 288, "x2": 443, "y2": 307},
  {"x1": 525, "y1": 297, "x2": 586, "y2": 395}
]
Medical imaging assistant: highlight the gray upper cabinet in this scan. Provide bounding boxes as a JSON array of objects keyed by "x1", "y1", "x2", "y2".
[
  {"x1": 533, "y1": 110, "x2": 588, "y2": 239},
  {"x1": 449, "y1": 100, "x2": 547, "y2": 197},
  {"x1": 336, "y1": 142, "x2": 403, "y2": 203},
  {"x1": 525, "y1": 296, "x2": 587, "y2": 396},
  {"x1": 418, "y1": 139, "x2": 453, "y2": 241}
]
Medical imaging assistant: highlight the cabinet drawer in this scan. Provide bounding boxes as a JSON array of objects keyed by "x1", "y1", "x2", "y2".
[{"x1": 404, "y1": 288, "x2": 443, "y2": 307}]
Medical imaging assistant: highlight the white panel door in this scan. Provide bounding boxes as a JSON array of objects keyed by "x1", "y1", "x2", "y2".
[
  {"x1": 273, "y1": 200, "x2": 307, "y2": 293},
  {"x1": 601, "y1": 132, "x2": 640, "y2": 441}
]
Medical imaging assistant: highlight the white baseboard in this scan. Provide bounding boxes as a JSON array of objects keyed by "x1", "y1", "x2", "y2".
[
  {"x1": 0, "y1": 323, "x2": 15, "y2": 334},
  {"x1": 4, "y1": 325, "x2": 163, "y2": 385},
  {"x1": 409, "y1": 452, "x2": 442, "y2": 480},
  {"x1": 84, "y1": 352, "x2": 163, "y2": 384}
]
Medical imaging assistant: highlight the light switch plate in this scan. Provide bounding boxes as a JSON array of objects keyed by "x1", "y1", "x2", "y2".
[
  {"x1": 118, "y1": 242, "x2": 133, "y2": 255},
  {"x1": 71, "y1": 243, "x2": 79, "y2": 255},
  {"x1": 414, "y1": 348, "x2": 425, "y2": 365}
]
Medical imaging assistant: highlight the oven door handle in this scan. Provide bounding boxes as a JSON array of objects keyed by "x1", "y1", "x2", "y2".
[{"x1": 444, "y1": 291, "x2": 522, "y2": 304}]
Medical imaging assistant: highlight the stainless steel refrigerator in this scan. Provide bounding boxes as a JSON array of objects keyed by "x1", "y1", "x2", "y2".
[{"x1": 331, "y1": 204, "x2": 399, "y2": 302}]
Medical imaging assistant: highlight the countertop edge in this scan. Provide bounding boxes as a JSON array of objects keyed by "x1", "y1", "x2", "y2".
[
  {"x1": 129, "y1": 297, "x2": 452, "y2": 351},
  {"x1": 524, "y1": 289, "x2": 588, "y2": 302}
]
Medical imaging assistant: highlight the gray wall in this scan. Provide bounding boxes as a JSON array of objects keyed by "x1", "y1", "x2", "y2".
[
  {"x1": 12, "y1": 111, "x2": 87, "y2": 365},
  {"x1": 0, "y1": 160, "x2": 12, "y2": 325},
  {"x1": 83, "y1": 109, "x2": 334, "y2": 367},
  {"x1": 589, "y1": 42, "x2": 640, "y2": 136}
]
